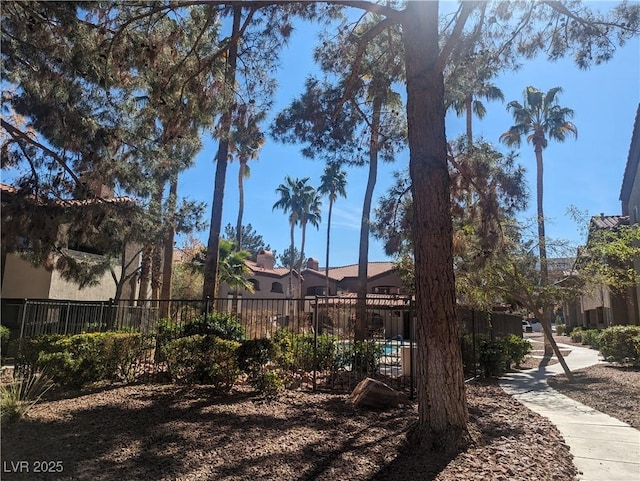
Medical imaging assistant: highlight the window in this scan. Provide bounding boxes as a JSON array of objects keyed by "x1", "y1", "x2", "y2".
[
  {"x1": 306, "y1": 286, "x2": 326, "y2": 296},
  {"x1": 271, "y1": 282, "x2": 283, "y2": 293},
  {"x1": 372, "y1": 286, "x2": 398, "y2": 295},
  {"x1": 248, "y1": 279, "x2": 260, "y2": 291}
]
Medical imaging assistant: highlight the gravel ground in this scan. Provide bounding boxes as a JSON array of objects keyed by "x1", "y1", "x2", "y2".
[
  {"x1": 2, "y1": 380, "x2": 577, "y2": 481},
  {"x1": 3, "y1": 333, "x2": 636, "y2": 481}
]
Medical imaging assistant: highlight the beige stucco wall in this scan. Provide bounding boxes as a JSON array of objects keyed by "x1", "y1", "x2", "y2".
[
  {"x1": 48, "y1": 263, "x2": 120, "y2": 301},
  {"x1": 1, "y1": 254, "x2": 52, "y2": 298},
  {"x1": 1, "y1": 252, "x2": 120, "y2": 301},
  {"x1": 580, "y1": 283, "x2": 611, "y2": 312}
]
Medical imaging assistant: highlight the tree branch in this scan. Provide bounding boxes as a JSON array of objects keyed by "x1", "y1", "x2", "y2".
[
  {"x1": 333, "y1": 16, "x2": 396, "y2": 119},
  {"x1": 1, "y1": 118, "x2": 81, "y2": 185},
  {"x1": 436, "y1": 1, "x2": 477, "y2": 73}
]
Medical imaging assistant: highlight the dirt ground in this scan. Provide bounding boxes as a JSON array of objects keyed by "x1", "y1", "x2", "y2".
[
  {"x1": 3, "y1": 380, "x2": 577, "y2": 481},
  {"x1": 2, "y1": 334, "x2": 637, "y2": 481}
]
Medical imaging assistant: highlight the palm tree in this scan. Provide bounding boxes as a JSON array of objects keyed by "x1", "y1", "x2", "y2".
[
  {"x1": 500, "y1": 85, "x2": 577, "y2": 352},
  {"x1": 446, "y1": 46, "x2": 504, "y2": 144},
  {"x1": 218, "y1": 238, "x2": 255, "y2": 295},
  {"x1": 318, "y1": 164, "x2": 347, "y2": 296},
  {"x1": 273, "y1": 176, "x2": 318, "y2": 297},
  {"x1": 296, "y1": 189, "x2": 322, "y2": 297},
  {"x1": 229, "y1": 104, "x2": 266, "y2": 249},
  {"x1": 451, "y1": 81, "x2": 504, "y2": 144}
]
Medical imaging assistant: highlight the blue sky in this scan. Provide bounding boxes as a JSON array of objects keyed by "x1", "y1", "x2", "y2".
[{"x1": 180, "y1": 4, "x2": 640, "y2": 268}]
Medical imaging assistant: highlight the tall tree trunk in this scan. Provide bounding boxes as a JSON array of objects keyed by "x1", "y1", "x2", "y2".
[
  {"x1": 288, "y1": 221, "x2": 295, "y2": 297},
  {"x1": 298, "y1": 219, "x2": 307, "y2": 298},
  {"x1": 151, "y1": 184, "x2": 164, "y2": 303},
  {"x1": 355, "y1": 95, "x2": 382, "y2": 340},
  {"x1": 139, "y1": 244, "x2": 153, "y2": 301},
  {"x1": 236, "y1": 159, "x2": 246, "y2": 249},
  {"x1": 325, "y1": 198, "x2": 334, "y2": 297},
  {"x1": 160, "y1": 175, "x2": 178, "y2": 317},
  {"x1": 403, "y1": 1, "x2": 470, "y2": 452},
  {"x1": 203, "y1": 7, "x2": 241, "y2": 301},
  {"x1": 465, "y1": 94, "x2": 473, "y2": 144},
  {"x1": 535, "y1": 143, "x2": 553, "y2": 355}
]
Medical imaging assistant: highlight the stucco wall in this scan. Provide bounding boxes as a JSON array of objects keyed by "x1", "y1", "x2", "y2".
[
  {"x1": 1, "y1": 252, "x2": 120, "y2": 301},
  {"x1": 48, "y1": 263, "x2": 119, "y2": 301},
  {"x1": 1, "y1": 254, "x2": 51, "y2": 299}
]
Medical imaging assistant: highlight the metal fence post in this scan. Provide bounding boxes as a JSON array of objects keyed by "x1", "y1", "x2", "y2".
[
  {"x1": 17, "y1": 299, "x2": 28, "y2": 357},
  {"x1": 312, "y1": 297, "x2": 318, "y2": 392}
]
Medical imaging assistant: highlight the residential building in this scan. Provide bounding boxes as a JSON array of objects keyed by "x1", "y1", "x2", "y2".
[
  {"x1": 619, "y1": 103, "x2": 640, "y2": 325},
  {"x1": 1, "y1": 182, "x2": 141, "y2": 303}
]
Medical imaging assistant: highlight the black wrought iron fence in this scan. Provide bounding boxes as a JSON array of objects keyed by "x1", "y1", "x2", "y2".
[{"x1": 4, "y1": 296, "x2": 520, "y2": 393}]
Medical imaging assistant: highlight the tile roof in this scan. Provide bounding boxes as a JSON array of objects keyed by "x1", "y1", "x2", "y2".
[
  {"x1": 591, "y1": 214, "x2": 629, "y2": 230},
  {"x1": 319, "y1": 293, "x2": 411, "y2": 307},
  {"x1": 245, "y1": 260, "x2": 294, "y2": 278},
  {"x1": 313, "y1": 261, "x2": 396, "y2": 281},
  {"x1": 0, "y1": 182, "x2": 134, "y2": 206}
]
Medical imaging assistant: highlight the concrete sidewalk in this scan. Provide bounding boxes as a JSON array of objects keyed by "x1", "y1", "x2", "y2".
[{"x1": 500, "y1": 341, "x2": 640, "y2": 481}]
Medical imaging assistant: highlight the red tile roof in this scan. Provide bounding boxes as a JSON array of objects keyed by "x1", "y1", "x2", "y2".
[
  {"x1": 245, "y1": 260, "x2": 294, "y2": 278},
  {"x1": 322, "y1": 261, "x2": 396, "y2": 281},
  {"x1": 591, "y1": 214, "x2": 629, "y2": 230},
  {"x1": 0, "y1": 182, "x2": 134, "y2": 206}
]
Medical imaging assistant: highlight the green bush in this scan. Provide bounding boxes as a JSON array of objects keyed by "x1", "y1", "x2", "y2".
[
  {"x1": 237, "y1": 338, "x2": 283, "y2": 395},
  {"x1": 570, "y1": 327, "x2": 584, "y2": 343},
  {"x1": 20, "y1": 332, "x2": 148, "y2": 388},
  {"x1": 478, "y1": 339, "x2": 508, "y2": 378},
  {"x1": 252, "y1": 370, "x2": 284, "y2": 398},
  {"x1": 599, "y1": 325, "x2": 640, "y2": 365},
  {"x1": 336, "y1": 340, "x2": 383, "y2": 376},
  {"x1": 182, "y1": 312, "x2": 245, "y2": 342},
  {"x1": 461, "y1": 334, "x2": 489, "y2": 376},
  {"x1": 162, "y1": 335, "x2": 241, "y2": 390},
  {"x1": 555, "y1": 324, "x2": 566, "y2": 336},
  {"x1": 581, "y1": 329, "x2": 602, "y2": 349},
  {"x1": 272, "y1": 328, "x2": 338, "y2": 372},
  {"x1": 503, "y1": 335, "x2": 531, "y2": 368},
  {"x1": 0, "y1": 324, "x2": 10, "y2": 358}
]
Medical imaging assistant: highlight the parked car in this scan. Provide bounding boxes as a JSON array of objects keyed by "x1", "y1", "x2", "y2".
[
  {"x1": 528, "y1": 318, "x2": 543, "y2": 332},
  {"x1": 522, "y1": 320, "x2": 532, "y2": 333}
]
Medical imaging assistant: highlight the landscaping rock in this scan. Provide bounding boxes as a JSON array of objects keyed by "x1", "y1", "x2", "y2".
[{"x1": 348, "y1": 377, "x2": 405, "y2": 409}]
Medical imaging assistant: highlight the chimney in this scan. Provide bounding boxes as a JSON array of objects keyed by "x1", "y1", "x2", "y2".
[
  {"x1": 256, "y1": 249, "x2": 274, "y2": 270},
  {"x1": 306, "y1": 257, "x2": 319, "y2": 270}
]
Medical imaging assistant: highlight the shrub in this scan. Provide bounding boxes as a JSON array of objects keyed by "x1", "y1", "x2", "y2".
[
  {"x1": 20, "y1": 332, "x2": 148, "y2": 388},
  {"x1": 252, "y1": 370, "x2": 284, "y2": 398},
  {"x1": 336, "y1": 340, "x2": 383, "y2": 376},
  {"x1": 461, "y1": 334, "x2": 489, "y2": 376},
  {"x1": 272, "y1": 328, "x2": 338, "y2": 372},
  {"x1": 1, "y1": 370, "x2": 53, "y2": 425},
  {"x1": 555, "y1": 324, "x2": 566, "y2": 336},
  {"x1": 478, "y1": 339, "x2": 508, "y2": 378},
  {"x1": 182, "y1": 312, "x2": 245, "y2": 342},
  {"x1": 599, "y1": 325, "x2": 640, "y2": 365},
  {"x1": 237, "y1": 338, "x2": 283, "y2": 395},
  {"x1": 0, "y1": 324, "x2": 10, "y2": 358},
  {"x1": 570, "y1": 327, "x2": 584, "y2": 343},
  {"x1": 162, "y1": 335, "x2": 241, "y2": 390},
  {"x1": 503, "y1": 335, "x2": 532, "y2": 368},
  {"x1": 581, "y1": 329, "x2": 603, "y2": 349}
]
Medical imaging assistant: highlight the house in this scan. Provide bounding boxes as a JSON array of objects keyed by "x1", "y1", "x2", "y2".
[
  {"x1": 1, "y1": 182, "x2": 141, "y2": 303},
  {"x1": 562, "y1": 105, "x2": 640, "y2": 329},
  {"x1": 571, "y1": 215, "x2": 635, "y2": 328},
  {"x1": 243, "y1": 249, "x2": 299, "y2": 299},
  {"x1": 301, "y1": 258, "x2": 405, "y2": 297},
  {"x1": 618, "y1": 103, "x2": 640, "y2": 325}
]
